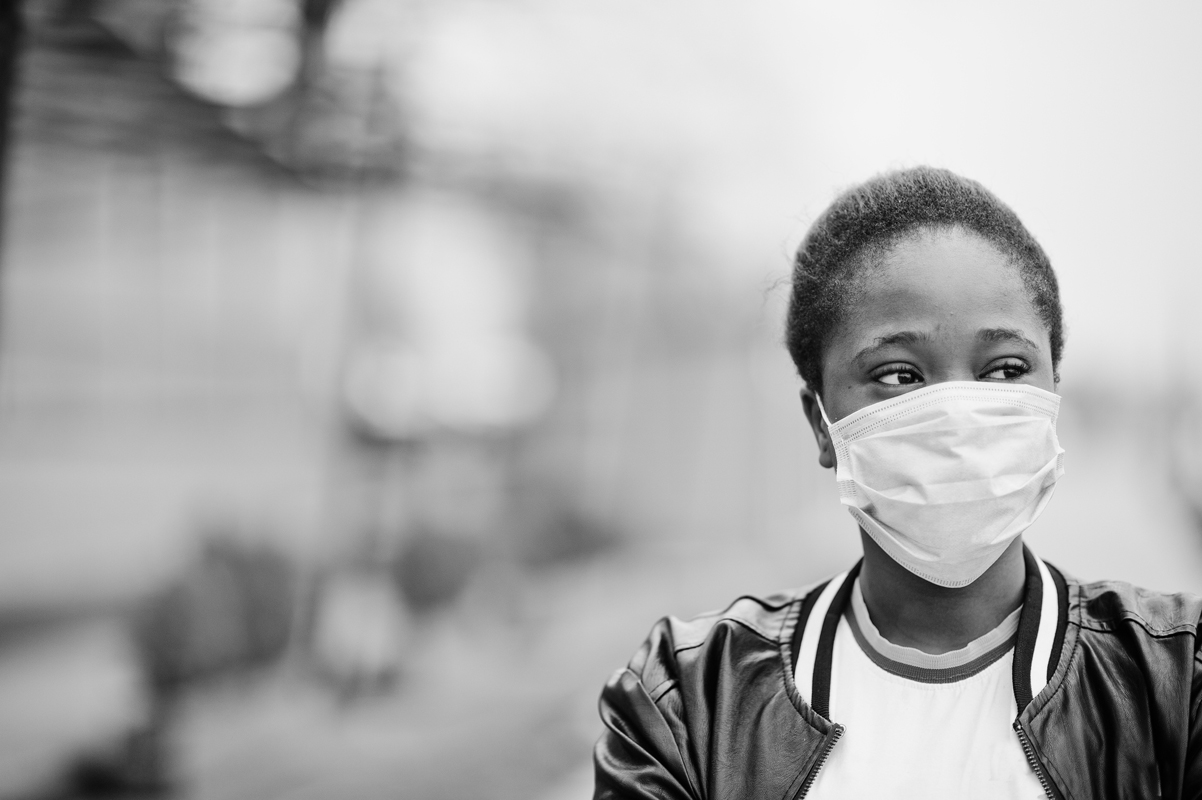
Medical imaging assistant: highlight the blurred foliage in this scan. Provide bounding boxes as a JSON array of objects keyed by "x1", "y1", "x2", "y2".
[
  {"x1": 392, "y1": 529, "x2": 480, "y2": 614},
  {"x1": 132, "y1": 536, "x2": 295, "y2": 694}
]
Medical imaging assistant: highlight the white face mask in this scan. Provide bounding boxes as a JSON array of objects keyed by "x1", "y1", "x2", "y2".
[{"x1": 817, "y1": 381, "x2": 1065, "y2": 588}]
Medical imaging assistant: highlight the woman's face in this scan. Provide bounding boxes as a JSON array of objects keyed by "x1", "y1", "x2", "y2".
[{"x1": 802, "y1": 226, "x2": 1057, "y2": 468}]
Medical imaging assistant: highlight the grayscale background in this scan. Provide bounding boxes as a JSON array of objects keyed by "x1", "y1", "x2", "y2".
[{"x1": 1, "y1": 1, "x2": 1200, "y2": 798}]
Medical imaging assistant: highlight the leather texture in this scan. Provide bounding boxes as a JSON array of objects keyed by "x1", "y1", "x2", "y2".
[{"x1": 594, "y1": 565, "x2": 1202, "y2": 800}]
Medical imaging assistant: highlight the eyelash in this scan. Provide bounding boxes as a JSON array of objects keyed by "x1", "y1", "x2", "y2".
[
  {"x1": 871, "y1": 363, "x2": 923, "y2": 385},
  {"x1": 980, "y1": 358, "x2": 1030, "y2": 380}
]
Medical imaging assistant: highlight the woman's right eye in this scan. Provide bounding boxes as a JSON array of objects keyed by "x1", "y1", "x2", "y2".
[{"x1": 873, "y1": 365, "x2": 923, "y2": 386}]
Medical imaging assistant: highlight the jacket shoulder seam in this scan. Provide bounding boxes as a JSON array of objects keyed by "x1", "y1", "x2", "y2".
[
  {"x1": 687, "y1": 593, "x2": 801, "y2": 624},
  {"x1": 671, "y1": 616, "x2": 780, "y2": 656},
  {"x1": 649, "y1": 613, "x2": 786, "y2": 694},
  {"x1": 667, "y1": 591, "x2": 801, "y2": 656},
  {"x1": 1077, "y1": 613, "x2": 1199, "y2": 638}
]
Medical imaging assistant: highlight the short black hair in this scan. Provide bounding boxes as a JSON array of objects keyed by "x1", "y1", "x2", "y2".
[{"x1": 785, "y1": 166, "x2": 1064, "y2": 395}]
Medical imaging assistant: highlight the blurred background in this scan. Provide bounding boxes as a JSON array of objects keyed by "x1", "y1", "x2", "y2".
[{"x1": 2, "y1": 0, "x2": 1202, "y2": 797}]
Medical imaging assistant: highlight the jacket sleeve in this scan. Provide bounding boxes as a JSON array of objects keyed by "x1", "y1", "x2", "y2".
[
  {"x1": 1187, "y1": 648, "x2": 1202, "y2": 800},
  {"x1": 593, "y1": 665, "x2": 699, "y2": 800}
]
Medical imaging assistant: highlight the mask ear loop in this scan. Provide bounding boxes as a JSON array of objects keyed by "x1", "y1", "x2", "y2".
[
  {"x1": 814, "y1": 392, "x2": 838, "y2": 473},
  {"x1": 814, "y1": 392, "x2": 834, "y2": 427}
]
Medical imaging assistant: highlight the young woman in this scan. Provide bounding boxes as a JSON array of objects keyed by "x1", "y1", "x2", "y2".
[{"x1": 593, "y1": 167, "x2": 1202, "y2": 799}]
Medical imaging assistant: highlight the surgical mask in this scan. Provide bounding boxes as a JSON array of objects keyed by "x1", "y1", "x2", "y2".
[{"x1": 817, "y1": 381, "x2": 1064, "y2": 588}]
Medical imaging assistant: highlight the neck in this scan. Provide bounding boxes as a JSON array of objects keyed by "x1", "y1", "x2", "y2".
[{"x1": 857, "y1": 532, "x2": 1026, "y2": 654}]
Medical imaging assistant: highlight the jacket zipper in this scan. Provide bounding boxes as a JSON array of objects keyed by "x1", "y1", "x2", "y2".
[
  {"x1": 793, "y1": 724, "x2": 844, "y2": 799},
  {"x1": 1013, "y1": 720, "x2": 1055, "y2": 800}
]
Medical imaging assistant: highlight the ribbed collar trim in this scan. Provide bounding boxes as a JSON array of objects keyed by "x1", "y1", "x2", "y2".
[
  {"x1": 792, "y1": 545, "x2": 1067, "y2": 721},
  {"x1": 845, "y1": 576, "x2": 1019, "y2": 682}
]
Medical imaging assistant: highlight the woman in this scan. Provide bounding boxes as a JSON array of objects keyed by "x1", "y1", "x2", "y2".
[{"x1": 593, "y1": 167, "x2": 1202, "y2": 799}]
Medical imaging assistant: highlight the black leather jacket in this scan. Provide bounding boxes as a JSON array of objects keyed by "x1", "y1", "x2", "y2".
[{"x1": 594, "y1": 550, "x2": 1202, "y2": 799}]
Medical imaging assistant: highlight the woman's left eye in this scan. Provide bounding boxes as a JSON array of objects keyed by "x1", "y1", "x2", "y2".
[{"x1": 980, "y1": 359, "x2": 1030, "y2": 381}]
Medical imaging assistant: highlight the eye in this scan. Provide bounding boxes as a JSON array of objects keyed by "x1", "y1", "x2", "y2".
[
  {"x1": 980, "y1": 358, "x2": 1030, "y2": 381},
  {"x1": 872, "y1": 363, "x2": 924, "y2": 386}
]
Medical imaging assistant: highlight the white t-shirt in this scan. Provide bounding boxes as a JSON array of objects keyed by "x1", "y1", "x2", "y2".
[{"x1": 804, "y1": 578, "x2": 1048, "y2": 799}]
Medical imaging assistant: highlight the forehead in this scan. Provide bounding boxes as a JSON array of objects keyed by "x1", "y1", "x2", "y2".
[{"x1": 839, "y1": 227, "x2": 1047, "y2": 345}]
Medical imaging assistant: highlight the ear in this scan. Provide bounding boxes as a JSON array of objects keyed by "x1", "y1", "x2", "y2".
[{"x1": 800, "y1": 388, "x2": 836, "y2": 469}]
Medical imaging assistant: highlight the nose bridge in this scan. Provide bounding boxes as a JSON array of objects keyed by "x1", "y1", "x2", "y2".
[
  {"x1": 927, "y1": 368, "x2": 979, "y2": 385},
  {"x1": 921, "y1": 322, "x2": 979, "y2": 384}
]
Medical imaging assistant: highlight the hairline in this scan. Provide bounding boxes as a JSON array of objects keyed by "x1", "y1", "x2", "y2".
[{"x1": 811, "y1": 223, "x2": 1055, "y2": 394}]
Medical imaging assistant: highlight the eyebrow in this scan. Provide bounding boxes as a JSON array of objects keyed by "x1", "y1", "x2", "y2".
[
  {"x1": 852, "y1": 331, "x2": 932, "y2": 367},
  {"x1": 851, "y1": 327, "x2": 1040, "y2": 367},
  {"x1": 977, "y1": 327, "x2": 1040, "y2": 351}
]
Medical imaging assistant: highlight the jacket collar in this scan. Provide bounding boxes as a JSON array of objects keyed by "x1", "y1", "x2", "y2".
[{"x1": 790, "y1": 545, "x2": 1070, "y2": 722}]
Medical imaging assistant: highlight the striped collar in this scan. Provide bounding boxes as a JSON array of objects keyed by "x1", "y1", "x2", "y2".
[
  {"x1": 844, "y1": 577, "x2": 1020, "y2": 682},
  {"x1": 792, "y1": 546, "x2": 1069, "y2": 721}
]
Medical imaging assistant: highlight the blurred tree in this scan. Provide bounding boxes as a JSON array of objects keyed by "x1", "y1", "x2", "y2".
[
  {"x1": 301, "y1": 0, "x2": 343, "y2": 33},
  {"x1": 132, "y1": 537, "x2": 296, "y2": 695},
  {"x1": 0, "y1": 0, "x2": 21, "y2": 250}
]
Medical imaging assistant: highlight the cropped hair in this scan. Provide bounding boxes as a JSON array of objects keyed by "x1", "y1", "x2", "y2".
[{"x1": 785, "y1": 166, "x2": 1064, "y2": 396}]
